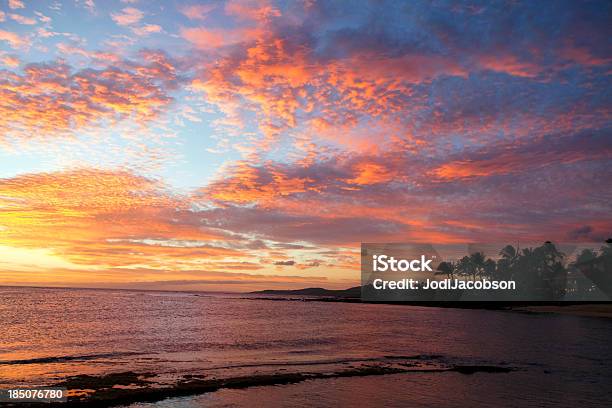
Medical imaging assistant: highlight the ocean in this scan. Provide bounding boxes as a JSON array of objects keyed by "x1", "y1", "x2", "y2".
[{"x1": 1, "y1": 286, "x2": 611, "y2": 407}]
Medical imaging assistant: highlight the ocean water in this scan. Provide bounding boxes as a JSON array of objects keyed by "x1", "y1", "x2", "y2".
[{"x1": 0, "y1": 287, "x2": 611, "y2": 407}]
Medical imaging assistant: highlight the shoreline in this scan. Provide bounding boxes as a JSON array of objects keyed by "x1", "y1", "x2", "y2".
[
  {"x1": 510, "y1": 304, "x2": 612, "y2": 318},
  {"x1": 245, "y1": 295, "x2": 612, "y2": 319},
  {"x1": 5, "y1": 356, "x2": 514, "y2": 407}
]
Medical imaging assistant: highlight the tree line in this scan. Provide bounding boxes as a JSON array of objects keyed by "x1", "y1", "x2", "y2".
[{"x1": 435, "y1": 240, "x2": 612, "y2": 299}]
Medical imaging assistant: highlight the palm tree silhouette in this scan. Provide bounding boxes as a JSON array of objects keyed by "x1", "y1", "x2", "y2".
[{"x1": 469, "y1": 252, "x2": 487, "y2": 280}]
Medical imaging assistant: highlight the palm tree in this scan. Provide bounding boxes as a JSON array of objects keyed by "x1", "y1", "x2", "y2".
[
  {"x1": 484, "y1": 258, "x2": 496, "y2": 279},
  {"x1": 497, "y1": 245, "x2": 519, "y2": 280},
  {"x1": 499, "y1": 245, "x2": 518, "y2": 262},
  {"x1": 436, "y1": 261, "x2": 455, "y2": 279},
  {"x1": 515, "y1": 242, "x2": 566, "y2": 298},
  {"x1": 469, "y1": 252, "x2": 486, "y2": 280},
  {"x1": 455, "y1": 256, "x2": 473, "y2": 280}
]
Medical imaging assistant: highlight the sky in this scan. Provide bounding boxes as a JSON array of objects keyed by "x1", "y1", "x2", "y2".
[{"x1": 0, "y1": 0, "x2": 610, "y2": 291}]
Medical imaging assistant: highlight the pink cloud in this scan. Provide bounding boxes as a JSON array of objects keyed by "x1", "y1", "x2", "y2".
[
  {"x1": 0, "y1": 54, "x2": 20, "y2": 67},
  {"x1": 181, "y1": 26, "x2": 260, "y2": 50},
  {"x1": 0, "y1": 29, "x2": 28, "y2": 49},
  {"x1": 560, "y1": 44, "x2": 610, "y2": 67},
  {"x1": 8, "y1": 0, "x2": 24, "y2": 10},
  {"x1": 477, "y1": 53, "x2": 541, "y2": 78},
  {"x1": 111, "y1": 7, "x2": 143, "y2": 26},
  {"x1": 84, "y1": 0, "x2": 95, "y2": 13},
  {"x1": 9, "y1": 13, "x2": 37, "y2": 25},
  {"x1": 224, "y1": 0, "x2": 281, "y2": 22},
  {"x1": 179, "y1": 4, "x2": 216, "y2": 20},
  {"x1": 132, "y1": 24, "x2": 162, "y2": 36}
]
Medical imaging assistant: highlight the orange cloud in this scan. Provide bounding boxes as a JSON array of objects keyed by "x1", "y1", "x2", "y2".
[
  {"x1": 0, "y1": 169, "x2": 229, "y2": 268},
  {"x1": 0, "y1": 29, "x2": 28, "y2": 49},
  {"x1": 0, "y1": 168, "x2": 362, "y2": 290},
  {"x1": 0, "y1": 54, "x2": 20, "y2": 68},
  {"x1": 477, "y1": 53, "x2": 541, "y2": 78},
  {"x1": 192, "y1": 31, "x2": 467, "y2": 155},
  {"x1": 346, "y1": 162, "x2": 396, "y2": 186},
  {"x1": 203, "y1": 161, "x2": 315, "y2": 205},
  {"x1": 0, "y1": 55, "x2": 177, "y2": 142}
]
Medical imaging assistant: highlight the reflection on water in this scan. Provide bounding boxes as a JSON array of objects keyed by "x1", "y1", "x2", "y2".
[{"x1": 1, "y1": 287, "x2": 611, "y2": 407}]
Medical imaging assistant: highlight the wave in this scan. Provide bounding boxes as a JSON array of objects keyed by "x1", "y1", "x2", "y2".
[
  {"x1": 202, "y1": 354, "x2": 446, "y2": 371},
  {"x1": 0, "y1": 352, "x2": 145, "y2": 365}
]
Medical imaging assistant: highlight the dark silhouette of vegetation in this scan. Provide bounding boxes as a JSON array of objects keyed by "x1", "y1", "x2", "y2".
[
  {"x1": 436, "y1": 261, "x2": 455, "y2": 280},
  {"x1": 435, "y1": 240, "x2": 612, "y2": 300}
]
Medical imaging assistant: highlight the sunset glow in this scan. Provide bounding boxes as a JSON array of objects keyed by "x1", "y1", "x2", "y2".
[{"x1": 0, "y1": 0, "x2": 610, "y2": 291}]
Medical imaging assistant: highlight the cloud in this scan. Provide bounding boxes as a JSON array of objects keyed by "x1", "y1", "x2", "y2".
[
  {"x1": 8, "y1": 0, "x2": 25, "y2": 10},
  {"x1": 0, "y1": 29, "x2": 29, "y2": 49},
  {"x1": 296, "y1": 260, "x2": 321, "y2": 269},
  {"x1": 566, "y1": 225, "x2": 608, "y2": 242},
  {"x1": 274, "y1": 260, "x2": 295, "y2": 266},
  {"x1": 34, "y1": 11, "x2": 51, "y2": 23},
  {"x1": 475, "y1": 53, "x2": 542, "y2": 78},
  {"x1": 0, "y1": 168, "x2": 228, "y2": 268},
  {"x1": 202, "y1": 161, "x2": 318, "y2": 205},
  {"x1": 430, "y1": 131, "x2": 612, "y2": 181},
  {"x1": 186, "y1": 6, "x2": 483, "y2": 154},
  {"x1": 0, "y1": 52, "x2": 179, "y2": 142},
  {"x1": 0, "y1": 167, "x2": 359, "y2": 289},
  {"x1": 132, "y1": 24, "x2": 162, "y2": 36},
  {"x1": 193, "y1": 125, "x2": 612, "y2": 245},
  {"x1": 84, "y1": 0, "x2": 95, "y2": 13},
  {"x1": 195, "y1": 204, "x2": 410, "y2": 245},
  {"x1": 111, "y1": 7, "x2": 144, "y2": 26},
  {"x1": 559, "y1": 44, "x2": 610, "y2": 67},
  {"x1": 224, "y1": 0, "x2": 281, "y2": 22},
  {"x1": 179, "y1": 4, "x2": 216, "y2": 20},
  {"x1": 346, "y1": 162, "x2": 396, "y2": 186},
  {"x1": 10, "y1": 13, "x2": 37, "y2": 25},
  {"x1": 187, "y1": 0, "x2": 612, "y2": 160},
  {"x1": 0, "y1": 54, "x2": 20, "y2": 67},
  {"x1": 181, "y1": 27, "x2": 260, "y2": 50}
]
